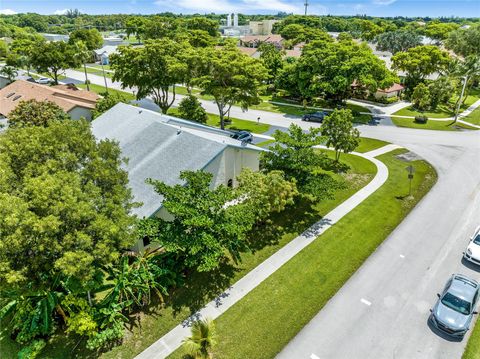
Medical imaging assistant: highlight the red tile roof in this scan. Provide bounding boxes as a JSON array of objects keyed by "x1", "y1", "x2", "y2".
[{"x1": 0, "y1": 80, "x2": 99, "y2": 117}]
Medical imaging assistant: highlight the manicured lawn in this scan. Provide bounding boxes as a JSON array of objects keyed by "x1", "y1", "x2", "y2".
[
  {"x1": 169, "y1": 149, "x2": 437, "y2": 359},
  {"x1": 0, "y1": 151, "x2": 377, "y2": 359},
  {"x1": 251, "y1": 98, "x2": 373, "y2": 124},
  {"x1": 168, "y1": 108, "x2": 271, "y2": 134},
  {"x1": 462, "y1": 106, "x2": 480, "y2": 126},
  {"x1": 255, "y1": 139, "x2": 276, "y2": 148},
  {"x1": 77, "y1": 83, "x2": 136, "y2": 101},
  {"x1": 392, "y1": 88, "x2": 480, "y2": 119},
  {"x1": 392, "y1": 117, "x2": 478, "y2": 131},
  {"x1": 355, "y1": 137, "x2": 390, "y2": 153},
  {"x1": 76, "y1": 66, "x2": 113, "y2": 78},
  {"x1": 463, "y1": 319, "x2": 480, "y2": 359}
]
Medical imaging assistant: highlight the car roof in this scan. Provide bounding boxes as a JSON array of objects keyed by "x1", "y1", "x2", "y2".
[{"x1": 448, "y1": 275, "x2": 479, "y2": 301}]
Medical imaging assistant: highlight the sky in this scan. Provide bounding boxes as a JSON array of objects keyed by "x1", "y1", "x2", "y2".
[{"x1": 0, "y1": 0, "x2": 478, "y2": 18}]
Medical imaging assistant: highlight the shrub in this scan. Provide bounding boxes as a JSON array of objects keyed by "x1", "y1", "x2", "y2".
[
  {"x1": 414, "y1": 115, "x2": 428, "y2": 123},
  {"x1": 177, "y1": 95, "x2": 208, "y2": 124}
]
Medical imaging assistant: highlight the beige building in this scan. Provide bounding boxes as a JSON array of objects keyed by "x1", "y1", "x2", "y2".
[
  {"x1": 0, "y1": 80, "x2": 99, "y2": 120},
  {"x1": 249, "y1": 20, "x2": 280, "y2": 35},
  {"x1": 92, "y1": 103, "x2": 263, "y2": 250}
]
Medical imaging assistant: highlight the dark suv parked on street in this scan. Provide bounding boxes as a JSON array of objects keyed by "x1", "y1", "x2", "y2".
[{"x1": 302, "y1": 111, "x2": 329, "y2": 123}]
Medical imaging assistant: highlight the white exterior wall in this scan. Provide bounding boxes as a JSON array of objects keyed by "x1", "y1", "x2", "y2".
[
  {"x1": 68, "y1": 107, "x2": 94, "y2": 121},
  {"x1": 374, "y1": 90, "x2": 401, "y2": 99}
]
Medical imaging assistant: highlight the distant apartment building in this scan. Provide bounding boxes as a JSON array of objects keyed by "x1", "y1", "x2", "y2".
[{"x1": 249, "y1": 20, "x2": 279, "y2": 35}]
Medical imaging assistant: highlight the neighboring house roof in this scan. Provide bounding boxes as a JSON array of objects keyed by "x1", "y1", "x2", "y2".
[
  {"x1": 377, "y1": 83, "x2": 405, "y2": 93},
  {"x1": 92, "y1": 103, "x2": 263, "y2": 218},
  {"x1": 241, "y1": 34, "x2": 283, "y2": 44},
  {"x1": 284, "y1": 49, "x2": 302, "y2": 58},
  {"x1": 0, "y1": 80, "x2": 99, "y2": 117},
  {"x1": 237, "y1": 46, "x2": 260, "y2": 57},
  {"x1": 93, "y1": 45, "x2": 118, "y2": 56}
]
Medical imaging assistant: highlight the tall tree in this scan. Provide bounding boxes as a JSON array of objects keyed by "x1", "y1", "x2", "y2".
[
  {"x1": 321, "y1": 109, "x2": 360, "y2": 162},
  {"x1": 392, "y1": 45, "x2": 450, "y2": 89},
  {"x1": 446, "y1": 24, "x2": 480, "y2": 58},
  {"x1": 73, "y1": 40, "x2": 92, "y2": 90},
  {"x1": 259, "y1": 42, "x2": 284, "y2": 82},
  {"x1": 373, "y1": 30, "x2": 422, "y2": 54},
  {"x1": 0, "y1": 65, "x2": 17, "y2": 84},
  {"x1": 0, "y1": 119, "x2": 137, "y2": 289},
  {"x1": 69, "y1": 28, "x2": 103, "y2": 50},
  {"x1": 30, "y1": 41, "x2": 79, "y2": 84},
  {"x1": 291, "y1": 39, "x2": 397, "y2": 103},
  {"x1": 194, "y1": 44, "x2": 268, "y2": 129},
  {"x1": 110, "y1": 39, "x2": 189, "y2": 114},
  {"x1": 261, "y1": 124, "x2": 340, "y2": 200}
]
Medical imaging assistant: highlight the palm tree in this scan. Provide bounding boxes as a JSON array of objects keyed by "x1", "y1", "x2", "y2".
[
  {"x1": 0, "y1": 66, "x2": 18, "y2": 84},
  {"x1": 74, "y1": 41, "x2": 92, "y2": 91},
  {"x1": 183, "y1": 318, "x2": 217, "y2": 359}
]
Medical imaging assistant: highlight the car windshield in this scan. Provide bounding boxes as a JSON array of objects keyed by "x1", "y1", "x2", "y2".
[
  {"x1": 473, "y1": 234, "x2": 480, "y2": 245},
  {"x1": 441, "y1": 292, "x2": 471, "y2": 315}
]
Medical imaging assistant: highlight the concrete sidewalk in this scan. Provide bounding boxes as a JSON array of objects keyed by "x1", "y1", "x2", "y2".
[{"x1": 135, "y1": 146, "x2": 396, "y2": 359}]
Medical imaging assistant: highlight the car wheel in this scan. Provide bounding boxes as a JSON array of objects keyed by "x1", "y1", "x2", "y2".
[{"x1": 304, "y1": 117, "x2": 309, "y2": 121}]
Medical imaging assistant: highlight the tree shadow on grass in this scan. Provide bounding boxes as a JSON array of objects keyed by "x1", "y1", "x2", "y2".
[{"x1": 166, "y1": 260, "x2": 239, "y2": 317}]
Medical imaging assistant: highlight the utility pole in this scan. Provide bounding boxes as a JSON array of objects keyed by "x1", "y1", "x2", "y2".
[
  {"x1": 304, "y1": 0, "x2": 309, "y2": 15},
  {"x1": 453, "y1": 75, "x2": 468, "y2": 123}
]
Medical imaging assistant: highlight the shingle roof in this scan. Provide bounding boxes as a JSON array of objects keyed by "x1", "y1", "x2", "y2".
[
  {"x1": 92, "y1": 103, "x2": 262, "y2": 218},
  {"x1": 93, "y1": 45, "x2": 118, "y2": 56},
  {"x1": 377, "y1": 83, "x2": 405, "y2": 93},
  {"x1": 241, "y1": 34, "x2": 284, "y2": 43},
  {"x1": 0, "y1": 80, "x2": 99, "y2": 117}
]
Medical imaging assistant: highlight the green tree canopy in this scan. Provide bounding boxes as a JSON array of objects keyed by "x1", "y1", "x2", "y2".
[
  {"x1": 69, "y1": 28, "x2": 103, "y2": 50},
  {"x1": 258, "y1": 42, "x2": 284, "y2": 82},
  {"x1": 30, "y1": 41, "x2": 80, "y2": 84},
  {"x1": 445, "y1": 24, "x2": 480, "y2": 58},
  {"x1": 425, "y1": 22, "x2": 459, "y2": 42},
  {"x1": 411, "y1": 83, "x2": 431, "y2": 111},
  {"x1": 141, "y1": 171, "x2": 256, "y2": 272},
  {"x1": 92, "y1": 92, "x2": 128, "y2": 119},
  {"x1": 261, "y1": 124, "x2": 340, "y2": 199},
  {"x1": 321, "y1": 109, "x2": 360, "y2": 162},
  {"x1": 194, "y1": 44, "x2": 268, "y2": 129},
  {"x1": 177, "y1": 94, "x2": 208, "y2": 124},
  {"x1": 110, "y1": 39, "x2": 189, "y2": 114},
  {"x1": 290, "y1": 39, "x2": 397, "y2": 102},
  {"x1": 373, "y1": 30, "x2": 422, "y2": 54},
  {"x1": 392, "y1": 45, "x2": 451, "y2": 88},
  {"x1": 0, "y1": 119, "x2": 137, "y2": 288},
  {"x1": 8, "y1": 99, "x2": 70, "y2": 127}
]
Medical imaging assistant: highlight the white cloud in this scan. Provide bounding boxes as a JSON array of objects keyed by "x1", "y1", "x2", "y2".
[
  {"x1": 53, "y1": 9, "x2": 69, "y2": 15},
  {"x1": 0, "y1": 9, "x2": 17, "y2": 15},
  {"x1": 372, "y1": 0, "x2": 397, "y2": 5},
  {"x1": 154, "y1": 0, "x2": 326, "y2": 14}
]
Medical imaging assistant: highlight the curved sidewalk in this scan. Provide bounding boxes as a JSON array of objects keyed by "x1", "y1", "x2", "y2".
[{"x1": 135, "y1": 145, "x2": 398, "y2": 359}]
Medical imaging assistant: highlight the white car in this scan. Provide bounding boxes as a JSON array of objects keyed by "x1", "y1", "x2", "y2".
[
  {"x1": 36, "y1": 77, "x2": 52, "y2": 84},
  {"x1": 464, "y1": 226, "x2": 480, "y2": 265}
]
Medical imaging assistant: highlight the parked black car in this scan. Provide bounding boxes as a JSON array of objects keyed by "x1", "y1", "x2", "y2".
[
  {"x1": 302, "y1": 111, "x2": 329, "y2": 123},
  {"x1": 230, "y1": 130, "x2": 253, "y2": 143}
]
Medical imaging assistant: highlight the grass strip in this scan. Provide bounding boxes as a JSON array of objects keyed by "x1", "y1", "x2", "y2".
[{"x1": 169, "y1": 149, "x2": 437, "y2": 359}]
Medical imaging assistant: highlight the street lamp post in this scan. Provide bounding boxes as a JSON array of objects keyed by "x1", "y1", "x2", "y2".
[{"x1": 453, "y1": 75, "x2": 468, "y2": 123}]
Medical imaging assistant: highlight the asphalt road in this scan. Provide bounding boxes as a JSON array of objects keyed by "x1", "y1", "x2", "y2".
[
  {"x1": 277, "y1": 127, "x2": 480, "y2": 359},
  {"x1": 65, "y1": 69, "x2": 480, "y2": 358}
]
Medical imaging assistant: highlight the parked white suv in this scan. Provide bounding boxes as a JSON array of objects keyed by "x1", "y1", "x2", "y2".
[
  {"x1": 464, "y1": 226, "x2": 480, "y2": 265},
  {"x1": 36, "y1": 77, "x2": 52, "y2": 85}
]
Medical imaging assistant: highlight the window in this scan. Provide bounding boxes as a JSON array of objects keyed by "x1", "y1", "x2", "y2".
[
  {"x1": 12, "y1": 95, "x2": 22, "y2": 101},
  {"x1": 5, "y1": 92, "x2": 15, "y2": 98},
  {"x1": 143, "y1": 236, "x2": 151, "y2": 247},
  {"x1": 227, "y1": 179, "x2": 233, "y2": 188}
]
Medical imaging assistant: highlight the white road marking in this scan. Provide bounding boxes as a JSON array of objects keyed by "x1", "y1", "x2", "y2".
[
  {"x1": 310, "y1": 354, "x2": 320, "y2": 359},
  {"x1": 361, "y1": 298, "x2": 372, "y2": 306},
  {"x1": 400, "y1": 254, "x2": 405, "y2": 258}
]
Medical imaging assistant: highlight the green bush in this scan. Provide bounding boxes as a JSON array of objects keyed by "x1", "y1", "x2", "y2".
[
  {"x1": 414, "y1": 115, "x2": 428, "y2": 123},
  {"x1": 177, "y1": 95, "x2": 208, "y2": 124}
]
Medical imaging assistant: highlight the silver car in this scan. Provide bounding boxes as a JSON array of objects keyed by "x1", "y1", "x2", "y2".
[{"x1": 430, "y1": 274, "x2": 479, "y2": 338}]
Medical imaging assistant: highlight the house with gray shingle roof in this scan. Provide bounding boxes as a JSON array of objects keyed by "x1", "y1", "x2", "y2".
[{"x1": 92, "y1": 103, "x2": 263, "y2": 246}]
